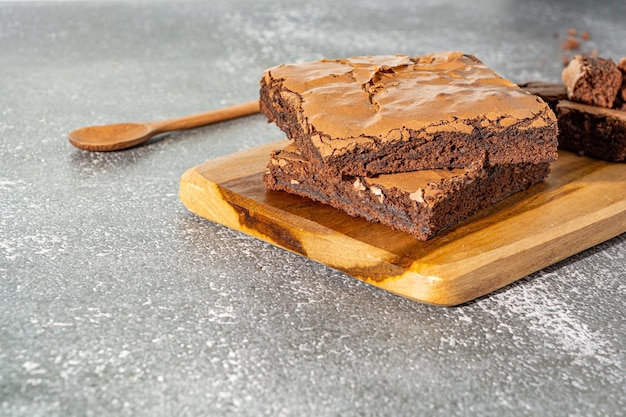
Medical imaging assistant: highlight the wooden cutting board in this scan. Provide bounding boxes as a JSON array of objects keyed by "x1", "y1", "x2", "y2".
[{"x1": 179, "y1": 140, "x2": 626, "y2": 306}]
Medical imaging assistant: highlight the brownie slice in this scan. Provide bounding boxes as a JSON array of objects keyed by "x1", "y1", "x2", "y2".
[
  {"x1": 260, "y1": 52, "x2": 558, "y2": 177},
  {"x1": 556, "y1": 100, "x2": 626, "y2": 162},
  {"x1": 263, "y1": 144, "x2": 550, "y2": 241},
  {"x1": 561, "y1": 55, "x2": 622, "y2": 108}
]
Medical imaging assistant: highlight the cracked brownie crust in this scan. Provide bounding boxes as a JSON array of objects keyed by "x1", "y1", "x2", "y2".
[{"x1": 260, "y1": 52, "x2": 558, "y2": 176}]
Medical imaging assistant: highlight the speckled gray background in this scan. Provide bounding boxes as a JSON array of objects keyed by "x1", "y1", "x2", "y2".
[{"x1": 1, "y1": 1, "x2": 625, "y2": 416}]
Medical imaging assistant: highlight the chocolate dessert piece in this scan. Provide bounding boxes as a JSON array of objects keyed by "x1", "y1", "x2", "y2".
[
  {"x1": 263, "y1": 144, "x2": 550, "y2": 240},
  {"x1": 556, "y1": 100, "x2": 626, "y2": 162},
  {"x1": 520, "y1": 78, "x2": 626, "y2": 162},
  {"x1": 518, "y1": 81, "x2": 567, "y2": 111},
  {"x1": 260, "y1": 52, "x2": 558, "y2": 177},
  {"x1": 561, "y1": 55, "x2": 622, "y2": 108}
]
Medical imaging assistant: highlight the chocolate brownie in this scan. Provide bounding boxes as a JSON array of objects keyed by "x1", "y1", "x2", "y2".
[
  {"x1": 263, "y1": 144, "x2": 550, "y2": 240},
  {"x1": 260, "y1": 52, "x2": 558, "y2": 177},
  {"x1": 561, "y1": 55, "x2": 622, "y2": 108},
  {"x1": 556, "y1": 100, "x2": 626, "y2": 162}
]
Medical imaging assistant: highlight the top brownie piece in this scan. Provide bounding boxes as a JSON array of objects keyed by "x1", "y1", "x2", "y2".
[
  {"x1": 562, "y1": 55, "x2": 622, "y2": 108},
  {"x1": 260, "y1": 52, "x2": 558, "y2": 176}
]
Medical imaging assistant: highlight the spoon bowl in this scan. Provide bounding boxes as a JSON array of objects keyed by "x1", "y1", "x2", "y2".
[
  {"x1": 68, "y1": 100, "x2": 260, "y2": 152},
  {"x1": 69, "y1": 123, "x2": 154, "y2": 152}
]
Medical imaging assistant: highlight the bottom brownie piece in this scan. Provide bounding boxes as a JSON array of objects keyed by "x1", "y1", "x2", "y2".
[
  {"x1": 263, "y1": 144, "x2": 550, "y2": 240},
  {"x1": 556, "y1": 100, "x2": 626, "y2": 162}
]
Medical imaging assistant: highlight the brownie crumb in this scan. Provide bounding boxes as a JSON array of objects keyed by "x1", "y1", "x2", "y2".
[
  {"x1": 561, "y1": 37, "x2": 580, "y2": 51},
  {"x1": 557, "y1": 28, "x2": 594, "y2": 67}
]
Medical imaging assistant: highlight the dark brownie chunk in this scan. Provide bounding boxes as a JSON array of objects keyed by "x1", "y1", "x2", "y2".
[
  {"x1": 556, "y1": 100, "x2": 626, "y2": 162},
  {"x1": 263, "y1": 144, "x2": 550, "y2": 241},
  {"x1": 561, "y1": 55, "x2": 622, "y2": 108},
  {"x1": 260, "y1": 52, "x2": 558, "y2": 177}
]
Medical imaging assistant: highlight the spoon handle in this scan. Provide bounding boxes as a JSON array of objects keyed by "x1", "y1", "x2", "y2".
[{"x1": 149, "y1": 100, "x2": 260, "y2": 133}]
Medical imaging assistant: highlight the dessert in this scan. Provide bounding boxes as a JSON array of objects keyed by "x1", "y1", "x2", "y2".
[
  {"x1": 556, "y1": 100, "x2": 626, "y2": 162},
  {"x1": 264, "y1": 144, "x2": 550, "y2": 240},
  {"x1": 520, "y1": 54, "x2": 626, "y2": 163},
  {"x1": 260, "y1": 52, "x2": 558, "y2": 177},
  {"x1": 561, "y1": 55, "x2": 622, "y2": 108}
]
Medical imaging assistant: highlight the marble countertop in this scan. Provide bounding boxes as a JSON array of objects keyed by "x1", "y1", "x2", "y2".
[{"x1": 1, "y1": 1, "x2": 624, "y2": 416}]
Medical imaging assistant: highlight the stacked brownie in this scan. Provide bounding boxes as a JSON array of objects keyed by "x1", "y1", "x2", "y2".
[
  {"x1": 558, "y1": 55, "x2": 626, "y2": 162},
  {"x1": 521, "y1": 55, "x2": 626, "y2": 162},
  {"x1": 260, "y1": 52, "x2": 558, "y2": 240}
]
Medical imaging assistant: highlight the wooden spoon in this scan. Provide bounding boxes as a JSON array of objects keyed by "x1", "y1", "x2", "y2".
[{"x1": 68, "y1": 100, "x2": 260, "y2": 152}]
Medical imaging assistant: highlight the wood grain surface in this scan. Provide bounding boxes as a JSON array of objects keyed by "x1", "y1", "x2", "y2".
[{"x1": 179, "y1": 140, "x2": 626, "y2": 306}]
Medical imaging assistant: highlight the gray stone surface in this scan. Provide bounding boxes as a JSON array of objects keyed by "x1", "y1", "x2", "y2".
[{"x1": 1, "y1": 1, "x2": 625, "y2": 416}]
